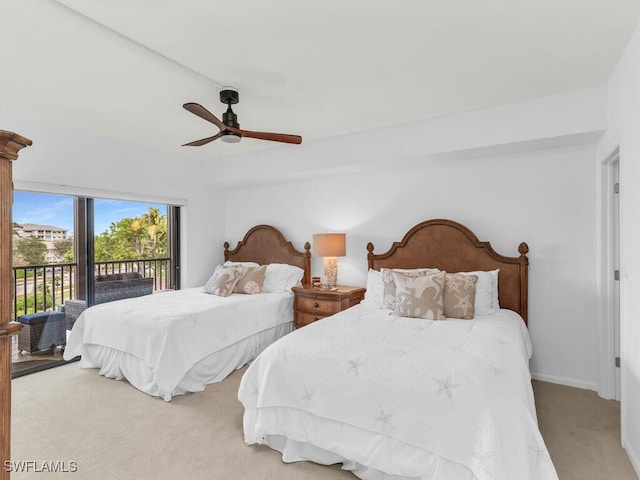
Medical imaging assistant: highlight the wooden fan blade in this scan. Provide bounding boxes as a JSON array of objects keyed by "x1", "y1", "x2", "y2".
[
  {"x1": 182, "y1": 133, "x2": 222, "y2": 147},
  {"x1": 232, "y1": 127, "x2": 302, "y2": 144},
  {"x1": 183, "y1": 102, "x2": 226, "y2": 131}
]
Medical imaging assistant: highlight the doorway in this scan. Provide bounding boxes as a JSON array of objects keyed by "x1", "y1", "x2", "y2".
[
  {"x1": 601, "y1": 148, "x2": 621, "y2": 400},
  {"x1": 612, "y1": 156, "x2": 621, "y2": 400}
]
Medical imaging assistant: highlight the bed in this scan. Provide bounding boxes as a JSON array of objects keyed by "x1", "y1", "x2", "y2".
[
  {"x1": 63, "y1": 224, "x2": 311, "y2": 401},
  {"x1": 238, "y1": 219, "x2": 559, "y2": 480}
]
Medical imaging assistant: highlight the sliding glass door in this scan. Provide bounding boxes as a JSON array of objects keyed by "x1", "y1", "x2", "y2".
[
  {"x1": 12, "y1": 191, "x2": 76, "y2": 320},
  {"x1": 93, "y1": 198, "x2": 172, "y2": 296},
  {"x1": 11, "y1": 190, "x2": 180, "y2": 376}
]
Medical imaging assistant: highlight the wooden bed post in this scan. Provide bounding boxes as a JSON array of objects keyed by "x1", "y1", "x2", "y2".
[
  {"x1": 0, "y1": 130, "x2": 32, "y2": 480},
  {"x1": 518, "y1": 242, "x2": 529, "y2": 325}
]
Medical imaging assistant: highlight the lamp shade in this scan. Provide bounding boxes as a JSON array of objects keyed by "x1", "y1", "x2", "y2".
[{"x1": 313, "y1": 233, "x2": 346, "y2": 257}]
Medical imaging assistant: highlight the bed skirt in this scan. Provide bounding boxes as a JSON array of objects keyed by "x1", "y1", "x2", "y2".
[
  {"x1": 243, "y1": 405, "x2": 476, "y2": 480},
  {"x1": 75, "y1": 322, "x2": 293, "y2": 400}
]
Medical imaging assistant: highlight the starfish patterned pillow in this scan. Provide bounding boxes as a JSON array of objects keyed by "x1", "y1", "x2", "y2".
[
  {"x1": 392, "y1": 270, "x2": 446, "y2": 320},
  {"x1": 203, "y1": 265, "x2": 245, "y2": 297},
  {"x1": 443, "y1": 273, "x2": 478, "y2": 319}
]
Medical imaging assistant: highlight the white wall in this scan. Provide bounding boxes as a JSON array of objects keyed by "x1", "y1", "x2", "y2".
[
  {"x1": 2, "y1": 113, "x2": 224, "y2": 288},
  {"x1": 3, "y1": 83, "x2": 612, "y2": 393},
  {"x1": 203, "y1": 87, "x2": 606, "y2": 188},
  {"x1": 2, "y1": 60, "x2": 623, "y2": 434},
  {"x1": 222, "y1": 93, "x2": 604, "y2": 391},
  {"x1": 599, "y1": 22, "x2": 640, "y2": 476}
]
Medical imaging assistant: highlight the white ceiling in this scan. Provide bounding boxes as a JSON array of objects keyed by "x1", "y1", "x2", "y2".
[{"x1": 1, "y1": 0, "x2": 639, "y2": 162}]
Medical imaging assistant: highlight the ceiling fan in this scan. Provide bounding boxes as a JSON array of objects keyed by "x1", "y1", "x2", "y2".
[{"x1": 182, "y1": 88, "x2": 302, "y2": 146}]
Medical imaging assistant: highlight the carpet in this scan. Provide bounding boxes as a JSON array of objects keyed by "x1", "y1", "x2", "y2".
[{"x1": 9, "y1": 365, "x2": 639, "y2": 480}]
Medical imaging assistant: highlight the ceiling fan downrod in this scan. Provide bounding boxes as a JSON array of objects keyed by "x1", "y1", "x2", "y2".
[{"x1": 219, "y1": 89, "x2": 241, "y2": 143}]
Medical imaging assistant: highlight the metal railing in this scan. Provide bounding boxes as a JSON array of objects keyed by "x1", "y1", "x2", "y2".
[
  {"x1": 11, "y1": 258, "x2": 171, "y2": 320},
  {"x1": 11, "y1": 263, "x2": 76, "y2": 320},
  {"x1": 95, "y1": 258, "x2": 171, "y2": 292}
]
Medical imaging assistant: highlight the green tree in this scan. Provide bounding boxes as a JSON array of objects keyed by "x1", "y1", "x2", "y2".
[
  {"x1": 141, "y1": 207, "x2": 167, "y2": 258},
  {"x1": 54, "y1": 239, "x2": 74, "y2": 262},
  {"x1": 12, "y1": 222, "x2": 22, "y2": 262},
  {"x1": 15, "y1": 236, "x2": 47, "y2": 265},
  {"x1": 94, "y1": 208, "x2": 167, "y2": 261},
  {"x1": 95, "y1": 218, "x2": 143, "y2": 261},
  {"x1": 63, "y1": 247, "x2": 75, "y2": 263}
]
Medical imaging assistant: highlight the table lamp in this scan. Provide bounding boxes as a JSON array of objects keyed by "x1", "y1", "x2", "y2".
[{"x1": 313, "y1": 233, "x2": 346, "y2": 290}]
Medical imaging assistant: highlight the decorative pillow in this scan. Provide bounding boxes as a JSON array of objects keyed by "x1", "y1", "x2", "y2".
[
  {"x1": 392, "y1": 271, "x2": 446, "y2": 320},
  {"x1": 443, "y1": 273, "x2": 478, "y2": 319},
  {"x1": 381, "y1": 267, "x2": 440, "y2": 311},
  {"x1": 234, "y1": 265, "x2": 267, "y2": 294},
  {"x1": 361, "y1": 269, "x2": 384, "y2": 307},
  {"x1": 457, "y1": 269, "x2": 498, "y2": 315},
  {"x1": 262, "y1": 263, "x2": 305, "y2": 293},
  {"x1": 203, "y1": 265, "x2": 245, "y2": 297}
]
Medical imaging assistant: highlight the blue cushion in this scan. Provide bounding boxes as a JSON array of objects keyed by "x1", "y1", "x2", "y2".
[{"x1": 18, "y1": 311, "x2": 65, "y2": 326}]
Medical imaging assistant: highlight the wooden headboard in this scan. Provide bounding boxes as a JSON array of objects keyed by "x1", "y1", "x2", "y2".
[
  {"x1": 367, "y1": 219, "x2": 529, "y2": 324},
  {"x1": 224, "y1": 225, "x2": 312, "y2": 285}
]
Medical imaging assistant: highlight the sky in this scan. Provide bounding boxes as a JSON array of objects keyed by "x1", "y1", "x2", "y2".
[{"x1": 13, "y1": 191, "x2": 166, "y2": 236}]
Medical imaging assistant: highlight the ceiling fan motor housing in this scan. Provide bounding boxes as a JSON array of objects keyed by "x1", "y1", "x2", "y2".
[{"x1": 222, "y1": 108, "x2": 239, "y2": 129}]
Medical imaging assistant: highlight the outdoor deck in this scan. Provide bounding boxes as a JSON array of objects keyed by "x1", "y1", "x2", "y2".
[{"x1": 11, "y1": 257, "x2": 172, "y2": 377}]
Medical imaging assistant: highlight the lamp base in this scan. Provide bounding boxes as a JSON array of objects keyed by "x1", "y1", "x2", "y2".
[{"x1": 321, "y1": 256, "x2": 338, "y2": 290}]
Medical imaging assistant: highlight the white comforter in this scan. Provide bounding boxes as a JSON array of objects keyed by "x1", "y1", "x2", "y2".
[
  {"x1": 64, "y1": 288, "x2": 293, "y2": 399},
  {"x1": 239, "y1": 303, "x2": 558, "y2": 480}
]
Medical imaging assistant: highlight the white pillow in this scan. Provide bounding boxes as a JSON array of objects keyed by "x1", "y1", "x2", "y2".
[
  {"x1": 458, "y1": 269, "x2": 499, "y2": 315},
  {"x1": 490, "y1": 269, "x2": 500, "y2": 310},
  {"x1": 262, "y1": 263, "x2": 304, "y2": 293},
  {"x1": 224, "y1": 260, "x2": 260, "y2": 268},
  {"x1": 361, "y1": 269, "x2": 384, "y2": 307}
]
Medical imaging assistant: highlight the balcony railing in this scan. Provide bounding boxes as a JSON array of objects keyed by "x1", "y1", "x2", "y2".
[
  {"x1": 12, "y1": 263, "x2": 76, "y2": 321},
  {"x1": 95, "y1": 258, "x2": 171, "y2": 292},
  {"x1": 11, "y1": 258, "x2": 171, "y2": 320}
]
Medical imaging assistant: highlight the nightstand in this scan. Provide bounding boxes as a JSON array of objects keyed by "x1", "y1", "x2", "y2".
[{"x1": 292, "y1": 284, "x2": 366, "y2": 329}]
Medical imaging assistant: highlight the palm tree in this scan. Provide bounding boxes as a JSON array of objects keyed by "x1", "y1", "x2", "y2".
[{"x1": 141, "y1": 207, "x2": 166, "y2": 259}]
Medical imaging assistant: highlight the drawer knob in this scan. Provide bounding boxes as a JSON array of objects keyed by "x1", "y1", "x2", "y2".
[{"x1": 314, "y1": 302, "x2": 320, "y2": 308}]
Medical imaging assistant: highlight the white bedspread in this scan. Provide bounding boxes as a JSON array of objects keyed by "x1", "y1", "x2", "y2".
[
  {"x1": 64, "y1": 288, "x2": 293, "y2": 399},
  {"x1": 239, "y1": 303, "x2": 558, "y2": 480}
]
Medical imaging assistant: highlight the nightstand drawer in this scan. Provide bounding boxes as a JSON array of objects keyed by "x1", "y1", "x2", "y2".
[
  {"x1": 295, "y1": 311, "x2": 326, "y2": 328},
  {"x1": 296, "y1": 295, "x2": 342, "y2": 314},
  {"x1": 292, "y1": 285, "x2": 366, "y2": 329}
]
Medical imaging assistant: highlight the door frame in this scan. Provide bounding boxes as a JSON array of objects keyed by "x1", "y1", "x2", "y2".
[{"x1": 598, "y1": 146, "x2": 620, "y2": 400}]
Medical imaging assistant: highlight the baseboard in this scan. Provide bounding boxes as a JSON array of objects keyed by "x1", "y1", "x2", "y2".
[
  {"x1": 531, "y1": 372, "x2": 598, "y2": 391},
  {"x1": 623, "y1": 434, "x2": 640, "y2": 479}
]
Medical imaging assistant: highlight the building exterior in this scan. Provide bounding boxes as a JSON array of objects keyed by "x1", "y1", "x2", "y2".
[
  {"x1": 14, "y1": 223, "x2": 68, "y2": 242},
  {"x1": 13, "y1": 223, "x2": 71, "y2": 264}
]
